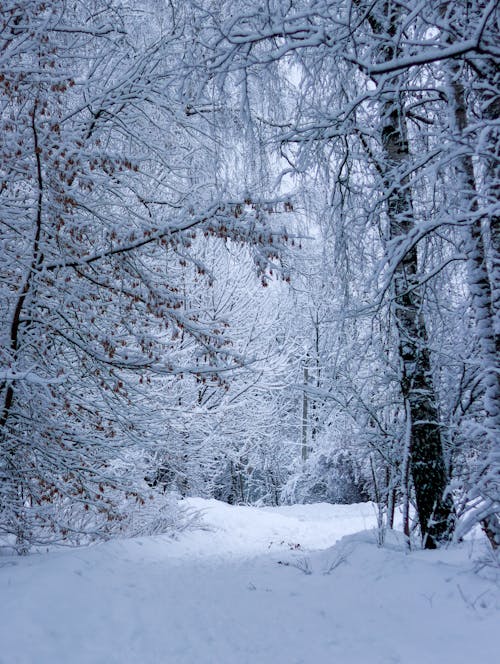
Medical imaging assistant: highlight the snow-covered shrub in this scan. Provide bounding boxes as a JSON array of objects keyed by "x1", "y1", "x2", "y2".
[
  {"x1": 282, "y1": 447, "x2": 370, "y2": 505},
  {"x1": 211, "y1": 440, "x2": 293, "y2": 506},
  {"x1": 0, "y1": 480, "x2": 201, "y2": 553},
  {"x1": 112, "y1": 487, "x2": 202, "y2": 538}
]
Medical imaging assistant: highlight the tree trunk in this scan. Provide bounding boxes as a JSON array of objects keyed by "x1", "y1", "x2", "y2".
[
  {"x1": 363, "y1": 3, "x2": 456, "y2": 547},
  {"x1": 381, "y1": 95, "x2": 455, "y2": 547},
  {"x1": 301, "y1": 363, "x2": 309, "y2": 462},
  {"x1": 448, "y1": 66, "x2": 500, "y2": 548}
]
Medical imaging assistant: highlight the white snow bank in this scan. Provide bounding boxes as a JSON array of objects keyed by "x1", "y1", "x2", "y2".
[
  {"x1": 178, "y1": 497, "x2": 378, "y2": 557},
  {"x1": 0, "y1": 499, "x2": 498, "y2": 664}
]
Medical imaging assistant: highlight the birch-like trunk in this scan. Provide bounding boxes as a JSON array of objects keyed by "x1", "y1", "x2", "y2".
[{"x1": 449, "y1": 66, "x2": 500, "y2": 548}]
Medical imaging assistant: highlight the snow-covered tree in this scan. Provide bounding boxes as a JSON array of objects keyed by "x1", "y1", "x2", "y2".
[
  {"x1": 187, "y1": 0, "x2": 499, "y2": 547},
  {"x1": 0, "y1": 0, "x2": 290, "y2": 550}
]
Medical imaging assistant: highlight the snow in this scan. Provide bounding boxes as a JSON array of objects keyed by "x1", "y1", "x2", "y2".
[{"x1": 0, "y1": 499, "x2": 498, "y2": 664}]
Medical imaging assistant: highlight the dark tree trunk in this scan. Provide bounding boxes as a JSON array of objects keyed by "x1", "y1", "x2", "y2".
[
  {"x1": 366, "y1": 2, "x2": 455, "y2": 547},
  {"x1": 381, "y1": 98, "x2": 455, "y2": 548}
]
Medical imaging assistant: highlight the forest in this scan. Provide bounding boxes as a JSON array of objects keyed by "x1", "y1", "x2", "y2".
[{"x1": 0, "y1": 0, "x2": 498, "y2": 555}]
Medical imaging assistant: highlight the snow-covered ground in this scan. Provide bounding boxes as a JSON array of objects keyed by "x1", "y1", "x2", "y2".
[{"x1": 0, "y1": 499, "x2": 498, "y2": 664}]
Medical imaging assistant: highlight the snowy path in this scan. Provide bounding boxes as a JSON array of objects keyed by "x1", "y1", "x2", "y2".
[{"x1": 0, "y1": 499, "x2": 498, "y2": 664}]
